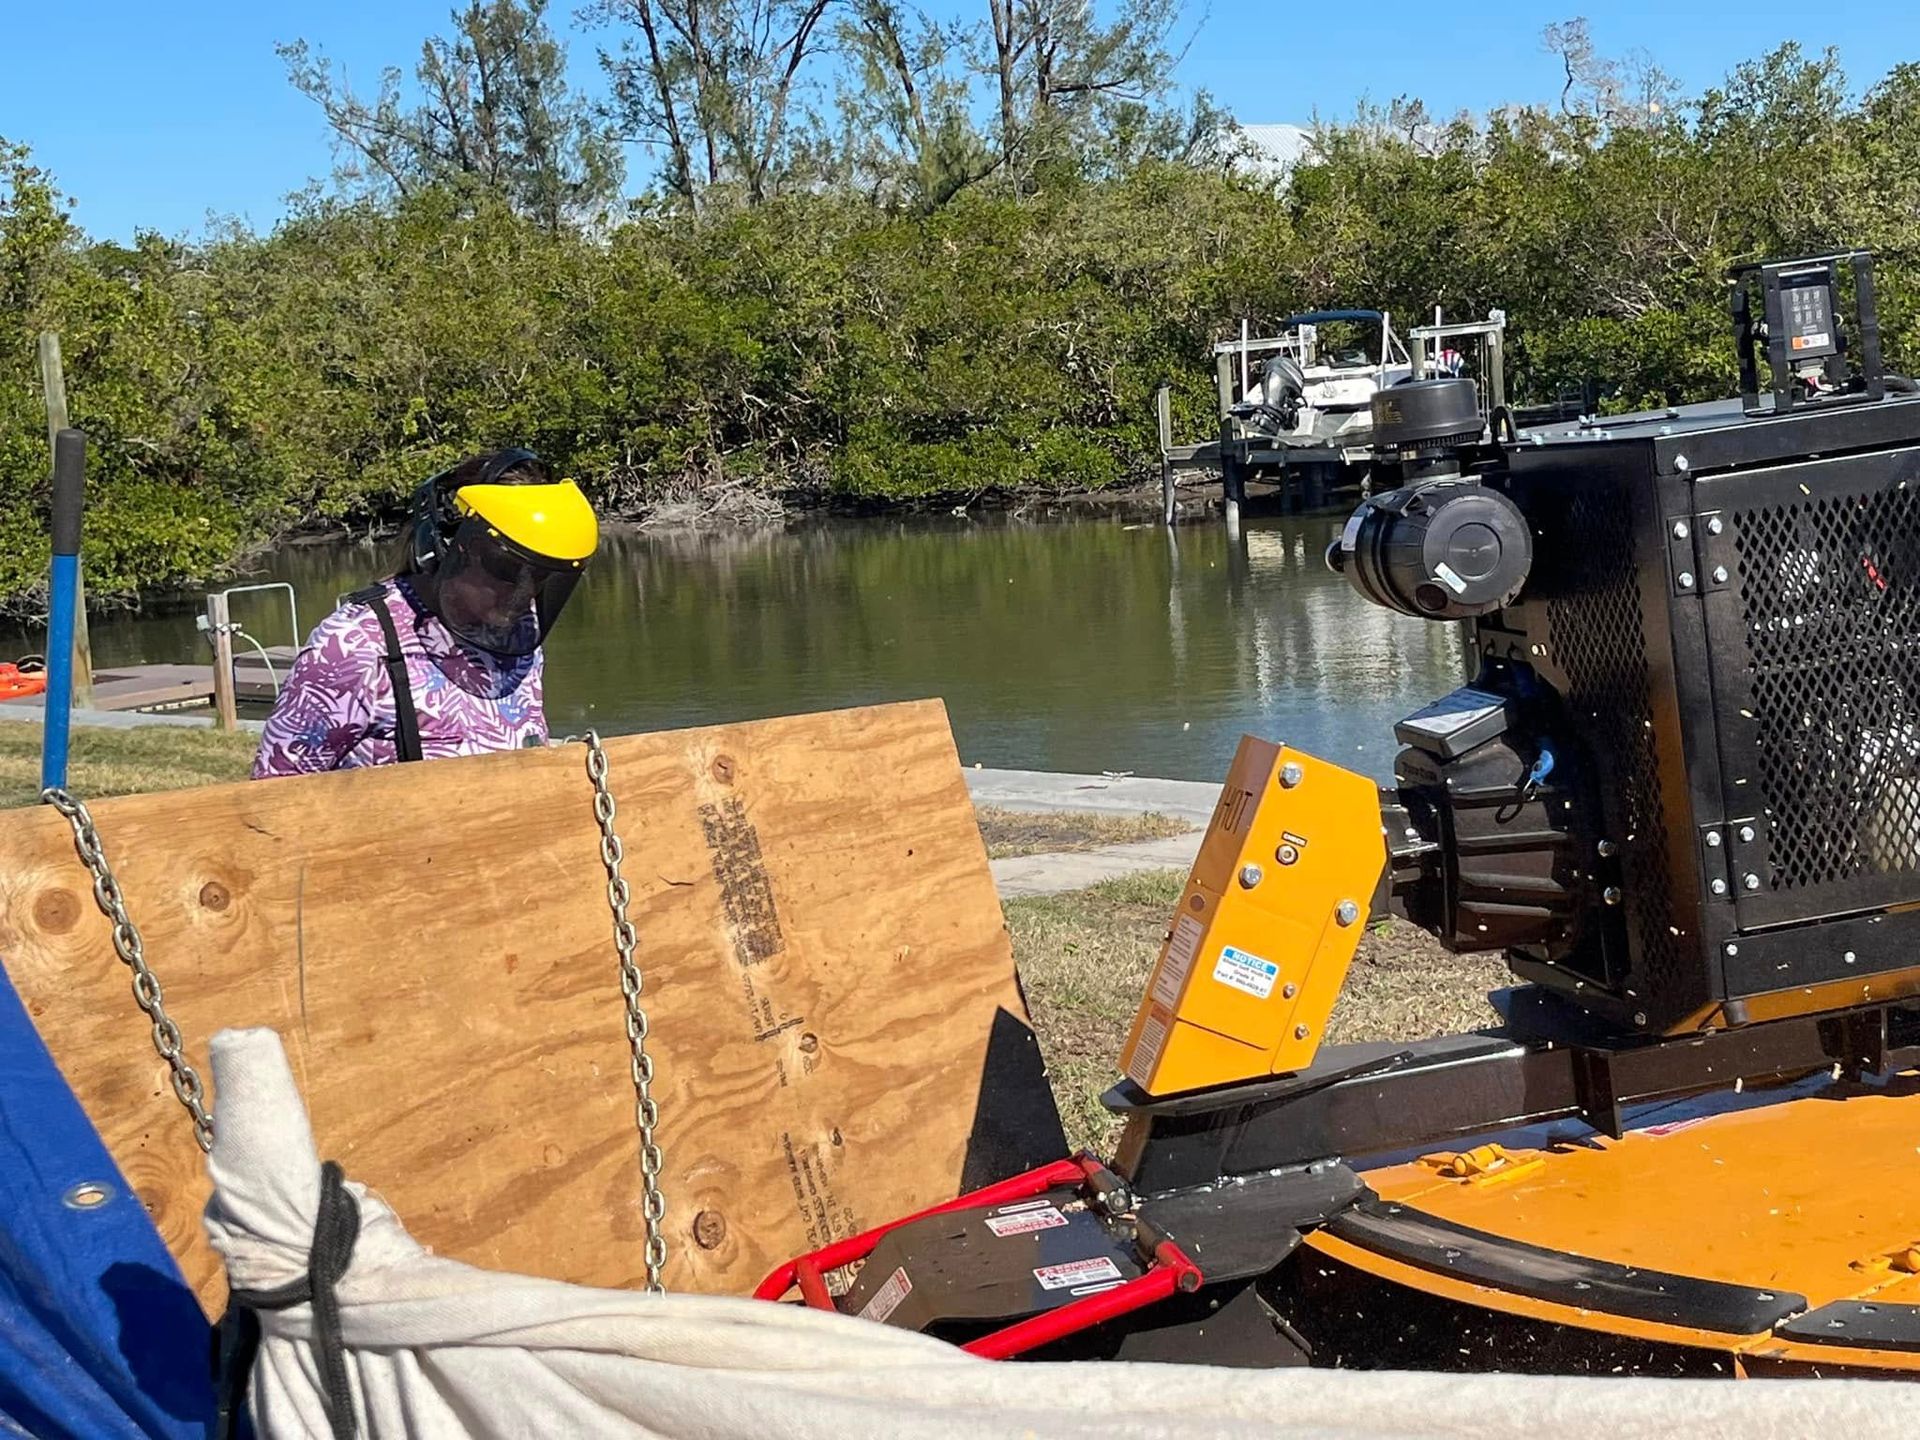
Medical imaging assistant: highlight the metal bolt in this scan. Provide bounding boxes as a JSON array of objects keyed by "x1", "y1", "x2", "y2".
[
  {"x1": 1738, "y1": 825, "x2": 1756, "y2": 844},
  {"x1": 1707, "y1": 517, "x2": 1724, "y2": 536},
  {"x1": 1710, "y1": 878, "x2": 1728, "y2": 896},
  {"x1": 1597, "y1": 838, "x2": 1618, "y2": 857},
  {"x1": 1671, "y1": 520, "x2": 1691, "y2": 540},
  {"x1": 1705, "y1": 830, "x2": 1723, "y2": 848},
  {"x1": 1725, "y1": 942, "x2": 1739, "y2": 957},
  {"x1": 1711, "y1": 566, "x2": 1729, "y2": 584},
  {"x1": 1678, "y1": 571, "x2": 1696, "y2": 590},
  {"x1": 1293, "y1": 1024, "x2": 1310, "y2": 1041},
  {"x1": 1335, "y1": 899, "x2": 1360, "y2": 927},
  {"x1": 1633, "y1": 1012, "x2": 1649, "y2": 1026},
  {"x1": 1282, "y1": 983, "x2": 1298, "y2": 999},
  {"x1": 1743, "y1": 872, "x2": 1761, "y2": 891},
  {"x1": 1279, "y1": 762, "x2": 1304, "y2": 789},
  {"x1": 1603, "y1": 886, "x2": 1623, "y2": 905},
  {"x1": 1675, "y1": 454, "x2": 1691, "y2": 473},
  {"x1": 1238, "y1": 864, "x2": 1263, "y2": 889},
  {"x1": 1844, "y1": 951, "x2": 1857, "y2": 965},
  {"x1": 1275, "y1": 843, "x2": 1300, "y2": 865}
]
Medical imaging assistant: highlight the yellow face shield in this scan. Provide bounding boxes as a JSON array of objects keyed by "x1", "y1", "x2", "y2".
[
  {"x1": 453, "y1": 481, "x2": 599, "y2": 567},
  {"x1": 417, "y1": 479, "x2": 599, "y2": 657}
]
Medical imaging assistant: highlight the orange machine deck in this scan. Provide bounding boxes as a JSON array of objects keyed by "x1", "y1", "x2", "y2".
[{"x1": 1308, "y1": 1075, "x2": 1920, "y2": 1372}]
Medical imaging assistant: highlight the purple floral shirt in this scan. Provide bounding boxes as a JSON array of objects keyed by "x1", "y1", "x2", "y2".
[{"x1": 251, "y1": 577, "x2": 547, "y2": 778}]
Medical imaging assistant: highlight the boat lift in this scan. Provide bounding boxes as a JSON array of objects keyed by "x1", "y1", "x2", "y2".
[{"x1": 1157, "y1": 308, "x2": 1510, "y2": 529}]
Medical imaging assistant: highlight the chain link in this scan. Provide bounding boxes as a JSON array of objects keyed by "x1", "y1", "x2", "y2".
[
  {"x1": 41, "y1": 786, "x2": 215, "y2": 1154},
  {"x1": 580, "y1": 732, "x2": 668, "y2": 1292}
]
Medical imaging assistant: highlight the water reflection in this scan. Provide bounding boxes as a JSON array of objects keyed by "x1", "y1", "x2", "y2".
[{"x1": 9, "y1": 514, "x2": 1467, "y2": 782}]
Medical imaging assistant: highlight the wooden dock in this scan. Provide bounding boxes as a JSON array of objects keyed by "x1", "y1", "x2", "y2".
[{"x1": 0, "y1": 649, "x2": 295, "y2": 715}]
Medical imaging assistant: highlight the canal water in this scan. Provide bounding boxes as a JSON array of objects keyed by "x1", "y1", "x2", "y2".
[{"x1": 21, "y1": 513, "x2": 1466, "y2": 783}]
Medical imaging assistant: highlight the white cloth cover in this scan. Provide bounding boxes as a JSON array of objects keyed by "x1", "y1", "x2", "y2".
[{"x1": 204, "y1": 1028, "x2": 1913, "y2": 1439}]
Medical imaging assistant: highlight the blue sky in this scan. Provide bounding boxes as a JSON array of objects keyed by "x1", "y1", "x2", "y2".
[{"x1": 4, "y1": 2, "x2": 1916, "y2": 241}]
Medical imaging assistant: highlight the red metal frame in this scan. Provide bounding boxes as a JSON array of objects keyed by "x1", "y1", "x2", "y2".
[{"x1": 753, "y1": 1154, "x2": 1204, "y2": 1360}]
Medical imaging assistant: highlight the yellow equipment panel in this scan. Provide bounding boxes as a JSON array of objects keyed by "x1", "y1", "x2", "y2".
[{"x1": 1118, "y1": 739, "x2": 1388, "y2": 1096}]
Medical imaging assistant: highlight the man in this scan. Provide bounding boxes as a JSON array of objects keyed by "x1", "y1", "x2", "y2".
[{"x1": 251, "y1": 449, "x2": 597, "y2": 777}]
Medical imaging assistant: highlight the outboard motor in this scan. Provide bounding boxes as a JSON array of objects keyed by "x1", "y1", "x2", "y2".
[{"x1": 1229, "y1": 354, "x2": 1308, "y2": 436}]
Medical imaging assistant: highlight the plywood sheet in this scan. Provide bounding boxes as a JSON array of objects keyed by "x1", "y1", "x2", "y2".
[{"x1": 0, "y1": 701, "x2": 1063, "y2": 1315}]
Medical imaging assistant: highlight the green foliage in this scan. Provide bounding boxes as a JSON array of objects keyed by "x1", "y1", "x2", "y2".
[{"x1": 4, "y1": 37, "x2": 1920, "y2": 614}]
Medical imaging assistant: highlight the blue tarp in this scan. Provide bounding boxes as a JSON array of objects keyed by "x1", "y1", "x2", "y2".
[{"x1": 0, "y1": 962, "x2": 215, "y2": 1438}]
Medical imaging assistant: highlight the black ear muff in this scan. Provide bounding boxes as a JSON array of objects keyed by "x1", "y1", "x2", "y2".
[{"x1": 409, "y1": 471, "x2": 457, "y2": 573}]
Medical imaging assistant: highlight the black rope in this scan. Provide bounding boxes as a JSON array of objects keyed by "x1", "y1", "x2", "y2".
[{"x1": 216, "y1": 1160, "x2": 363, "y2": 1439}]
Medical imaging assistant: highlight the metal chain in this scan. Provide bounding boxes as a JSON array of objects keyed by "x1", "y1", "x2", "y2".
[
  {"x1": 41, "y1": 786, "x2": 215, "y2": 1154},
  {"x1": 580, "y1": 731, "x2": 668, "y2": 1292}
]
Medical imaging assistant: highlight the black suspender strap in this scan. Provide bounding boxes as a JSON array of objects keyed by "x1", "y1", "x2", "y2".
[{"x1": 347, "y1": 584, "x2": 423, "y2": 763}]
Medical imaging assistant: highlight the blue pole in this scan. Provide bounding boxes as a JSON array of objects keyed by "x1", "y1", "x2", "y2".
[{"x1": 40, "y1": 429, "x2": 86, "y2": 795}]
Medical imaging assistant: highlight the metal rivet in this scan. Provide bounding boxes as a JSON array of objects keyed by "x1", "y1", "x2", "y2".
[
  {"x1": 1725, "y1": 942, "x2": 1739, "y2": 957},
  {"x1": 1597, "y1": 838, "x2": 1618, "y2": 857},
  {"x1": 1275, "y1": 844, "x2": 1299, "y2": 865},
  {"x1": 1738, "y1": 825, "x2": 1756, "y2": 844},
  {"x1": 1239, "y1": 864, "x2": 1263, "y2": 889},
  {"x1": 1705, "y1": 831, "x2": 1723, "y2": 848},
  {"x1": 1282, "y1": 983, "x2": 1298, "y2": 999},
  {"x1": 1707, "y1": 517, "x2": 1724, "y2": 535},
  {"x1": 1710, "y1": 878, "x2": 1728, "y2": 896},
  {"x1": 1279, "y1": 762, "x2": 1304, "y2": 789},
  {"x1": 1678, "y1": 571, "x2": 1696, "y2": 590},
  {"x1": 1675, "y1": 455, "x2": 1691, "y2": 472},
  {"x1": 1293, "y1": 1024, "x2": 1310, "y2": 1040},
  {"x1": 63, "y1": 1182, "x2": 113, "y2": 1211},
  {"x1": 1844, "y1": 951, "x2": 1857, "y2": 965},
  {"x1": 1335, "y1": 900, "x2": 1360, "y2": 926},
  {"x1": 1603, "y1": 886, "x2": 1622, "y2": 905},
  {"x1": 1671, "y1": 520, "x2": 1691, "y2": 540},
  {"x1": 1712, "y1": 566, "x2": 1729, "y2": 584},
  {"x1": 1743, "y1": 873, "x2": 1761, "y2": 891}
]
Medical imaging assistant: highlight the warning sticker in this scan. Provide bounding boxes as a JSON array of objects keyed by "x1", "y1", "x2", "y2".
[
  {"x1": 1151, "y1": 916, "x2": 1205, "y2": 1007},
  {"x1": 986, "y1": 1205, "x2": 1069, "y2": 1237},
  {"x1": 858, "y1": 1266, "x2": 913, "y2": 1323},
  {"x1": 1034, "y1": 1256, "x2": 1124, "y2": 1291},
  {"x1": 1211, "y1": 945, "x2": 1280, "y2": 1000},
  {"x1": 1125, "y1": 1009, "x2": 1169, "y2": 1086}
]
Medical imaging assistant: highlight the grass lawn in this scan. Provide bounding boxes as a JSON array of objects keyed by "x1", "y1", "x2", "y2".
[
  {"x1": 2, "y1": 721, "x2": 1498, "y2": 1157},
  {"x1": 974, "y1": 806, "x2": 1193, "y2": 859},
  {"x1": 0, "y1": 723, "x2": 257, "y2": 809}
]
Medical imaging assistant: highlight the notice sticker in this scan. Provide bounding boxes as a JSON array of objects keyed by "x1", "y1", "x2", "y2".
[
  {"x1": 858, "y1": 1266, "x2": 913, "y2": 1323},
  {"x1": 1034, "y1": 1256, "x2": 1124, "y2": 1291},
  {"x1": 1126, "y1": 1009, "x2": 1169, "y2": 1086},
  {"x1": 1212, "y1": 945, "x2": 1280, "y2": 1000},
  {"x1": 986, "y1": 1205, "x2": 1069, "y2": 1238},
  {"x1": 1151, "y1": 915, "x2": 1205, "y2": 1007}
]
